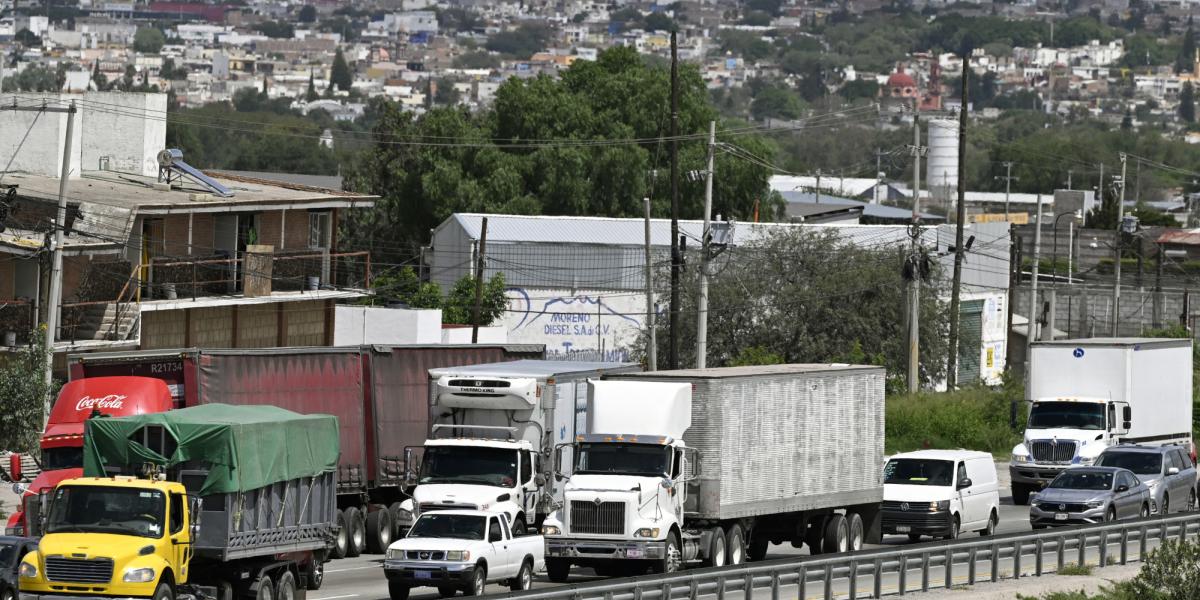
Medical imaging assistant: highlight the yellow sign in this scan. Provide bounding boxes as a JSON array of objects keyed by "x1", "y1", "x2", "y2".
[
  {"x1": 986, "y1": 347, "x2": 994, "y2": 368},
  {"x1": 972, "y1": 213, "x2": 1029, "y2": 224}
]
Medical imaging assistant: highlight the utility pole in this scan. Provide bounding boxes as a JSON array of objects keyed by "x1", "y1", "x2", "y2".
[
  {"x1": 668, "y1": 32, "x2": 681, "y2": 370},
  {"x1": 947, "y1": 61, "x2": 968, "y2": 390},
  {"x1": 644, "y1": 198, "x2": 656, "y2": 371},
  {"x1": 1111, "y1": 153, "x2": 1127, "y2": 337},
  {"x1": 908, "y1": 112, "x2": 924, "y2": 393},
  {"x1": 995, "y1": 162, "x2": 1018, "y2": 221},
  {"x1": 1025, "y1": 194, "x2": 1044, "y2": 404},
  {"x1": 814, "y1": 169, "x2": 822, "y2": 204},
  {"x1": 696, "y1": 121, "x2": 715, "y2": 369},
  {"x1": 470, "y1": 217, "x2": 488, "y2": 344},
  {"x1": 1066, "y1": 169, "x2": 1073, "y2": 191},
  {"x1": 874, "y1": 148, "x2": 885, "y2": 204},
  {"x1": 1, "y1": 102, "x2": 77, "y2": 427}
]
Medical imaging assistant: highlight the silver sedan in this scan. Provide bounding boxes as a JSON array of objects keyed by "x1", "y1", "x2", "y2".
[{"x1": 1030, "y1": 467, "x2": 1150, "y2": 528}]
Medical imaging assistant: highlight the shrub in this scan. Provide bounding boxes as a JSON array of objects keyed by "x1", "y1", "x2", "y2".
[{"x1": 886, "y1": 378, "x2": 1025, "y2": 456}]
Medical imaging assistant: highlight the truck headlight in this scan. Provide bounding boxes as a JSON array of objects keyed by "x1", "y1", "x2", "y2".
[
  {"x1": 19, "y1": 562, "x2": 36, "y2": 579},
  {"x1": 634, "y1": 527, "x2": 660, "y2": 538},
  {"x1": 123, "y1": 567, "x2": 156, "y2": 583},
  {"x1": 1012, "y1": 454, "x2": 1030, "y2": 463},
  {"x1": 445, "y1": 550, "x2": 470, "y2": 561},
  {"x1": 541, "y1": 525, "x2": 561, "y2": 536},
  {"x1": 1072, "y1": 456, "x2": 1096, "y2": 466},
  {"x1": 930, "y1": 501, "x2": 950, "y2": 512}
]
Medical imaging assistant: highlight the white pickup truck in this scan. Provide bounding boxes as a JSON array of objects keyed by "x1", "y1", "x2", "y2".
[{"x1": 384, "y1": 510, "x2": 545, "y2": 599}]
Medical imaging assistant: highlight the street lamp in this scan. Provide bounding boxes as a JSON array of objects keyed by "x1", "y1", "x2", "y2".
[{"x1": 1051, "y1": 210, "x2": 1082, "y2": 286}]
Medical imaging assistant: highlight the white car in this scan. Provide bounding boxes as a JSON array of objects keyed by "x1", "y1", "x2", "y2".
[
  {"x1": 881, "y1": 450, "x2": 1001, "y2": 541},
  {"x1": 383, "y1": 510, "x2": 545, "y2": 599}
]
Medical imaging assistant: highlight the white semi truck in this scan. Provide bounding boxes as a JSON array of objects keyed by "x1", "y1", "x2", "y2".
[
  {"x1": 400, "y1": 361, "x2": 639, "y2": 535},
  {"x1": 1010, "y1": 338, "x2": 1195, "y2": 505},
  {"x1": 541, "y1": 364, "x2": 886, "y2": 579}
]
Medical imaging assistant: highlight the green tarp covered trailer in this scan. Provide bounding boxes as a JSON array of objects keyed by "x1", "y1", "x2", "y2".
[{"x1": 82, "y1": 404, "x2": 340, "y2": 561}]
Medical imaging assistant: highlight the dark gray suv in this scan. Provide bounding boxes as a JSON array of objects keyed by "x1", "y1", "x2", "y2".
[{"x1": 1095, "y1": 444, "x2": 1198, "y2": 515}]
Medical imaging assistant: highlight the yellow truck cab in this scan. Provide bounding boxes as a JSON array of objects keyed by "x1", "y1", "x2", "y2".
[
  {"x1": 20, "y1": 476, "x2": 195, "y2": 600},
  {"x1": 19, "y1": 404, "x2": 339, "y2": 600}
]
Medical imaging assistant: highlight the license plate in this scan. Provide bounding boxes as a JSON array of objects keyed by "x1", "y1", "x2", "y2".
[
  {"x1": 415, "y1": 571, "x2": 433, "y2": 580},
  {"x1": 896, "y1": 526, "x2": 911, "y2": 533},
  {"x1": 627, "y1": 548, "x2": 643, "y2": 558},
  {"x1": 1055, "y1": 513, "x2": 1069, "y2": 521}
]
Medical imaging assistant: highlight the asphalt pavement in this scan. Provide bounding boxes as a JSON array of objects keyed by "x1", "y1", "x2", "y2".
[{"x1": 311, "y1": 464, "x2": 1034, "y2": 600}]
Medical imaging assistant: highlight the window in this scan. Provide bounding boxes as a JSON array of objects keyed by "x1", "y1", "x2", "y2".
[
  {"x1": 520, "y1": 450, "x2": 532, "y2": 484},
  {"x1": 956, "y1": 462, "x2": 968, "y2": 486},
  {"x1": 308, "y1": 211, "x2": 332, "y2": 249},
  {"x1": 1118, "y1": 472, "x2": 1136, "y2": 489},
  {"x1": 500, "y1": 516, "x2": 511, "y2": 539},
  {"x1": 169, "y1": 493, "x2": 184, "y2": 535},
  {"x1": 488, "y1": 518, "x2": 502, "y2": 543}
]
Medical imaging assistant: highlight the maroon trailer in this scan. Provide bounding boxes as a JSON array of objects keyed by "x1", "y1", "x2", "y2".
[{"x1": 66, "y1": 344, "x2": 545, "y2": 558}]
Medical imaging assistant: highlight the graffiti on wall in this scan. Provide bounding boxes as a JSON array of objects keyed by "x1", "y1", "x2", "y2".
[{"x1": 506, "y1": 288, "x2": 648, "y2": 362}]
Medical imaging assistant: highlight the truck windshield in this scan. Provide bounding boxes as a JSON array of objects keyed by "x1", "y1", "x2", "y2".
[
  {"x1": 1096, "y1": 452, "x2": 1162, "y2": 476},
  {"x1": 883, "y1": 458, "x2": 954, "y2": 486},
  {"x1": 41, "y1": 447, "x2": 84, "y2": 471},
  {"x1": 407, "y1": 513, "x2": 486, "y2": 540},
  {"x1": 419, "y1": 446, "x2": 518, "y2": 487},
  {"x1": 45, "y1": 486, "x2": 165, "y2": 538},
  {"x1": 575, "y1": 443, "x2": 670, "y2": 477},
  {"x1": 1028, "y1": 402, "x2": 1105, "y2": 430}
]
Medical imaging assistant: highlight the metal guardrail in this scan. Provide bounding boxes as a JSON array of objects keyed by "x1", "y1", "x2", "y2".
[{"x1": 502, "y1": 513, "x2": 1200, "y2": 600}]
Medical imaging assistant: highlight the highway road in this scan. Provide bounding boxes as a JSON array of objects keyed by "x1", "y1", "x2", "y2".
[{"x1": 310, "y1": 481, "x2": 1033, "y2": 600}]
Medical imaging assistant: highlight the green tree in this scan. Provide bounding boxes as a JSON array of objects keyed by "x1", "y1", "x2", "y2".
[
  {"x1": 442, "y1": 273, "x2": 507, "y2": 325},
  {"x1": 91, "y1": 61, "x2": 107, "y2": 91},
  {"x1": 484, "y1": 23, "x2": 551, "y2": 59},
  {"x1": 1182, "y1": 82, "x2": 1196, "y2": 122},
  {"x1": 254, "y1": 21, "x2": 295, "y2": 39},
  {"x1": 715, "y1": 30, "x2": 770, "y2": 62},
  {"x1": 750, "y1": 84, "x2": 805, "y2": 120},
  {"x1": 367, "y1": 267, "x2": 442, "y2": 308},
  {"x1": 0, "y1": 327, "x2": 58, "y2": 453},
  {"x1": 838, "y1": 79, "x2": 879, "y2": 102},
  {"x1": 1122, "y1": 108, "x2": 1134, "y2": 130},
  {"x1": 330, "y1": 48, "x2": 353, "y2": 91},
  {"x1": 298, "y1": 4, "x2": 317, "y2": 23},
  {"x1": 453, "y1": 51, "x2": 500, "y2": 69},
  {"x1": 435, "y1": 79, "x2": 461, "y2": 105},
  {"x1": 1177, "y1": 20, "x2": 1196, "y2": 74},
  {"x1": 306, "y1": 71, "x2": 319, "y2": 101},
  {"x1": 642, "y1": 11, "x2": 676, "y2": 32},
  {"x1": 133, "y1": 27, "x2": 165, "y2": 53}
]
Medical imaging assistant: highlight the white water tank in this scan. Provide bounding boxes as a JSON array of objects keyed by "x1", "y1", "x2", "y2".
[{"x1": 925, "y1": 119, "x2": 959, "y2": 191}]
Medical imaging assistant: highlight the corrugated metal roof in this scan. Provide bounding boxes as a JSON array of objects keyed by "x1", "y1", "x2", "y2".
[
  {"x1": 1158, "y1": 229, "x2": 1200, "y2": 246},
  {"x1": 428, "y1": 359, "x2": 638, "y2": 377},
  {"x1": 780, "y1": 191, "x2": 945, "y2": 222}
]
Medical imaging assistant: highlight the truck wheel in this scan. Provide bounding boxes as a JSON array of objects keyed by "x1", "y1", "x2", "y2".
[
  {"x1": 255, "y1": 577, "x2": 275, "y2": 600},
  {"x1": 805, "y1": 518, "x2": 825, "y2": 555},
  {"x1": 822, "y1": 514, "x2": 849, "y2": 554},
  {"x1": 153, "y1": 582, "x2": 174, "y2": 600},
  {"x1": 305, "y1": 560, "x2": 324, "y2": 590},
  {"x1": 704, "y1": 527, "x2": 726, "y2": 567},
  {"x1": 345, "y1": 507, "x2": 366, "y2": 558},
  {"x1": 388, "y1": 582, "x2": 411, "y2": 600},
  {"x1": 651, "y1": 531, "x2": 682, "y2": 574},
  {"x1": 331, "y1": 510, "x2": 349, "y2": 559},
  {"x1": 276, "y1": 571, "x2": 297, "y2": 600},
  {"x1": 366, "y1": 508, "x2": 394, "y2": 554},
  {"x1": 546, "y1": 559, "x2": 571, "y2": 583},
  {"x1": 464, "y1": 566, "x2": 486, "y2": 597},
  {"x1": 725, "y1": 523, "x2": 745, "y2": 565},
  {"x1": 1011, "y1": 484, "x2": 1032, "y2": 506},
  {"x1": 508, "y1": 559, "x2": 533, "y2": 591},
  {"x1": 747, "y1": 537, "x2": 768, "y2": 562},
  {"x1": 847, "y1": 513, "x2": 864, "y2": 552}
]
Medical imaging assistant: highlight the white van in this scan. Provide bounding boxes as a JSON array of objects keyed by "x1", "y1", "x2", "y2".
[{"x1": 881, "y1": 450, "x2": 1001, "y2": 541}]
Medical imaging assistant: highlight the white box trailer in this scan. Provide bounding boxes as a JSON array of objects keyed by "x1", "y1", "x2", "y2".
[
  {"x1": 1010, "y1": 338, "x2": 1194, "y2": 504},
  {"x1": 541, "y1": 364, "x2": 886, "y2": 579}
]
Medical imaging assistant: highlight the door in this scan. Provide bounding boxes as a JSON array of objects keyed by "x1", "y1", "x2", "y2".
[
  {"x1": 168, "y1": 491, "x2": 189, "y2": 582},
  {"x1": 214, "y1": 214, "x2": 238, "y2": 293},
  {"x1": 954, "y1": 461, "x2": 979, "y2": 529},
  {"x1": 308, "y1": 210, "x2": 332, "y2": 284},
  {"x1": 960, "y1": 458, "x2": 991, "y2": 529},
  {"x1": 1168, "y1": 449, "x2": 1193, "y2": 510},
  {"x1": 487, "y1": 516, "x2": 513, "y2": 579},
  {"x1": 956, "y1": 300, "x2": 984, "y2": 384},
  {"x1": 1115, "y1": 472, "x2": 1138, "y2": 518},
  {"x1": 519, "y1": 450, "x2": 537, "y2": 525}
]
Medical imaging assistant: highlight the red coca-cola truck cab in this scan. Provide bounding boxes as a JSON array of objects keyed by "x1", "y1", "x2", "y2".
[{"x1": 5, "y1": 376, "x2": 172, "y2": 535}]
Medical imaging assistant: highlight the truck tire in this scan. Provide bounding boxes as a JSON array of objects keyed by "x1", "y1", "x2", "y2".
[
  {"x1": 822, "y1": 514, "x2": 848, "y2": 554},
  {"x1": 508, "y1": 559, "x2": 533, "y2": 591},
  {"x1": 651, "y1": 531, "x2": 681, "y2": 574},
  {"x1": 847, "y1": 513, "x2": 864, "y2": 552},
  {"x1": 725, "y1": 523, "x2": 745, "y2": 565},
  {"x1": 276, "y1": 571, "x2": 297, "y2": 600},
  {"x1": 546, "y1": 559, "x2": 571, "y2": 583},
  {"x1": 255, "y1": 577, "x2": 275, "y2": 600},
  {"x1": 1011, "y1": 483, "x2": 1033, "y2": 506},
  {"x1": 366, "y1": 507, "x2": 394, "y2": 554},
  {"x1": 331, "y1": 511, "x2": 349, "y2": 559},
  {"x1": 747, "y1": 537, "x2": 768, "y2": 562},
  {"x1": 153, "y1": 582, "x2": 174, "y2": 600},
  {"x1": 703, "y1": 527, "x2": 726, "y2": 567},
  {"x1": 805, "y1": 518, "x2": 825, "y2": 555},
  {"x1": 389, "y1": 501, "x2": 409, "y2": 539},
  {"x1": 388, "y1": 582, "x2": 411, "y2": 600},
  {"x1": 305, "y1": 560, "x2": 324, "y2": 590},
  {"x1": 345, "y1": 507, "x2": 366, "y2": 558},
  {"x1": 464, "y1": 566, "x2": 486, "y2": 597}
]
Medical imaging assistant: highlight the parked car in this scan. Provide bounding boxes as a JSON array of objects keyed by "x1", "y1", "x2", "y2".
[
  {"x1": 1095, "y1": 444, "x2": 1198, "y2": 515},
  {"x1": 0, "y1": 536, "x2": 37, "y2": 600},
  {"x1": 383, "y1": 510, "x2": 544, "y2": 600},
  {"x1": 1030, "y1": 467, "x2": 1150, "y2": 528},
  {"x1": 881, "y1": 450, "x2": 1001, "y2": 541}
]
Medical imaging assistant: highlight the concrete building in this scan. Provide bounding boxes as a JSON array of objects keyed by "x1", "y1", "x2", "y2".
[{"x1": 429, "y1": 213, "x2": 1011, "y2": 384}]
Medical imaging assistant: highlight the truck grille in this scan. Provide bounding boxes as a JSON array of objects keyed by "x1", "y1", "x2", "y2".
[
  {"x1": 569, "y1": 501, "x2": 625, "y2": 535},
  {"x1": 44, "y1": 557, "x2": 114, "y2": 583},
  {"x1": 1030, "y1": 440, "x2": 1077, "y2": 463}
]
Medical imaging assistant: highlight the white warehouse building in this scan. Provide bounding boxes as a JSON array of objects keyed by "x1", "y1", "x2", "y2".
[{"x1": 429, "y1": 214, "x2": 1011, "y2": 385}]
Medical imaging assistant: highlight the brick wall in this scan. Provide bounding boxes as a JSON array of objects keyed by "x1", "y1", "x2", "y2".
[
  {"x1": 141, "y1": 310, "x2": 187, "y2": 350},
  {"x1": 255, "y1": 209, "x2": 315, "y2": 251},
  {"x1": 235, "y1": 304, "x2": 278, "y2": 347},
  {"x1": 284, "y1": 300, "x2": 326, "y2": 345},
  {"x1": 140, "y1": 300, "x2": 332, "y2": 350},
  {"x1": 190, "y1": 306, "x2": 233, "y2": 348}
]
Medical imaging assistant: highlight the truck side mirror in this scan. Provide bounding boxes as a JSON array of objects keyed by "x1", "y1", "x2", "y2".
[
  {"x1": 8, "y1": 453, "x2": 22, "y2": 482},
  {"x1": 404, "y1": 448, "x2": 417, "y2": 485},
  {"x1": 189, "y1": 496, "x2": 203, "y2": 537},
  {"x1": 1122, "y1": 406, "x2": 1132, "y2": 430},
  {"x1": 534, "y1": 474, "x2": 545, "y2": 487}
]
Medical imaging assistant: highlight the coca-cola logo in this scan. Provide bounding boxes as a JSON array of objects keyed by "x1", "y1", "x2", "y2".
[{"x1": 76, "y1": 394, "x2": 127, "y2": 412}]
